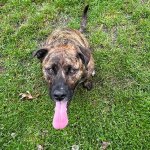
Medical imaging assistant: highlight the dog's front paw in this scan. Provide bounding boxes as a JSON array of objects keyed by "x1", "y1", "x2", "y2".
[{"x1": 83, "y1": 81, "x2": 93, "y2": 90}]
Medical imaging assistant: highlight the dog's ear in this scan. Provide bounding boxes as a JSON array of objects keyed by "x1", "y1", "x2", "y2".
[
  {"x1": 77, "y1": 46, "x2": 91, "y2": 67},
  {"x1": 33, "y1": 48, "x2": 48, "y2": 61}
]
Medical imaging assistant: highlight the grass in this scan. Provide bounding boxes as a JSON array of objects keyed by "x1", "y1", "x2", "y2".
[{"x1": 0, "y1": 0, "x2": 150, "y2": 149}]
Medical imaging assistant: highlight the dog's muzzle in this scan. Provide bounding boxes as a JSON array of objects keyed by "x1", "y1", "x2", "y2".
[
  {"x1": 50, "y1": 80, "x2": 73, "y2": 101},
  {"x1": 53, "y1": 88, "x2": 67, "y2": 101}
]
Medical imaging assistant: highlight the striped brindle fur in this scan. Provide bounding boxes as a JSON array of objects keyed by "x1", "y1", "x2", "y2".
[{"x1": 34, "y1": 5, "x2": 95, "y2": 102}]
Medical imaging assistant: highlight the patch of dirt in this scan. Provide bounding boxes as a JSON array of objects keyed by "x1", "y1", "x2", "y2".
[
  {"x1": 102, "y1": 25, "x2": 118, "y2": 45},
  {"x1": 13, "y1": 17, "x2": 28, "y2": 30},
  {"x1": 0, "y1": 2, "x2": 6, "y2": 7},
  {"x1": 51, "y1": 12, "x2": 71, "y2": 29},
  {"x1": 102, "y1": 24, "x2": 109, "y2": 33},
  {"x1": 108, "y1": 76, "x2": 137, "y2": 90},
  {"x1": 89, "y1": 24, "x2": 119, "y2": 50},
  {"x1": 140, "y1": 0, "x2": 148, "y2": 4},
  {"x1": 0, "y1": 66, "x2": 5, "y2": 74},
  {"x1": 111, "y1": 26, "x2": 118, "y2": 45}
]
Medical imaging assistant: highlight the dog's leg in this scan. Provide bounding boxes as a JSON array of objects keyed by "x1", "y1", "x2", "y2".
[
  {"x1": 83, "y1": 79, "x2": 93, "y2": 90},
  {"x1": 82, "y1": 68, "x2": 95, "y2": 90}
]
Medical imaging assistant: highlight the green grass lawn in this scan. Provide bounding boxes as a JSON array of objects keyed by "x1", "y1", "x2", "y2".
[{"x1": 1, "y1": 0, "x2": 150, "y2": 149}]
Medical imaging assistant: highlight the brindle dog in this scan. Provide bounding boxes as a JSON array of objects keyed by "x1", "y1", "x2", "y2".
[{"x1": 34, "y1": 5, "x2": 95, "y2": 102}]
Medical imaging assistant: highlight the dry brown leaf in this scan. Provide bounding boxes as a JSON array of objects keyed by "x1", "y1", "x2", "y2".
[
  {"x1": 101, "y1": 141, "x2": 110, "y2": 150},
  {"x1": 19, "y1": 91, "x2": 39, "y2": 100}
]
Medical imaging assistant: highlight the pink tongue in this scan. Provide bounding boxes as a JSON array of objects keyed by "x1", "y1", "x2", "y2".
[{"x1": 52, "y1": 101, "x2": 68, "y2": 129}]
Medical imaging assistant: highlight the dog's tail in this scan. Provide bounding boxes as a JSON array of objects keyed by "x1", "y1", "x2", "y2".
[{"x1": 79, "y1": 5, "x2": 89, "y2": 33}]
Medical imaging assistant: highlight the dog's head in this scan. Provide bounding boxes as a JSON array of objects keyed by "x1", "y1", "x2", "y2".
[{"x1": 34, "y1": 44, "x2": 90, "y2": 102}]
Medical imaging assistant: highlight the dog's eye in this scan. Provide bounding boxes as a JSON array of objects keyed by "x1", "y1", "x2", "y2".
[
  {"x1": 66, "y1": 66, "x2": 78, "y2": 75},
  {"x1": 70, "y1": 68, "x2": 77, "y2": 74},
  {"x1": 46, "y1": 64, "x2": 58, "y2": 75},
  {"x1": 46, "y1": 68, "x2": 54, "y2": 75}
]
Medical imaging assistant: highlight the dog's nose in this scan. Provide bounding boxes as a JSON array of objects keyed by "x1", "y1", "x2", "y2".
[{"x1": 53, "y1": 90, "x2": 67, "y2": 101}]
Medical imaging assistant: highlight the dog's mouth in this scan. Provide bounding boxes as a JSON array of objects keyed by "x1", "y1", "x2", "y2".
[
  {"x1": 50, "y1": 84, "x2": 74, "y2": 129},
  {"x1": 52, "y1": 100, "x2": 68, "y2": 129}
]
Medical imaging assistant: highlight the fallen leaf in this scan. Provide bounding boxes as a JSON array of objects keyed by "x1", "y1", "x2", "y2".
[
  {"x1": 101, "y1": 141, "x2": 110, "y2": 150},
  {"x1": 72, "y1": 145, "x2": 79, "y2": 150},
  {"x1": 19, "y1": 91, "x2": 39, "y2": 100},
  {"x1": 37, "y1": 145, "x2": 44, "y2": 150}
]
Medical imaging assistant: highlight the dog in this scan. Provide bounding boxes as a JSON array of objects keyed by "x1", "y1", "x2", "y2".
[{"x1": 33, "y1": 5, "x2": 95, "y2": 129}]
